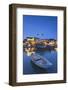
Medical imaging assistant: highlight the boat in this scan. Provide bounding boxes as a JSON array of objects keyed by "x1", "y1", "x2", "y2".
[{"x1": 31, "y1": 53, "x2": 52, "y2": 69}]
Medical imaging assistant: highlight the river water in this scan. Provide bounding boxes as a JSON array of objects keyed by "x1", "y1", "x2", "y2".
[{"x1": 23, "y1": 49, "x2": 57, "y2": 75}]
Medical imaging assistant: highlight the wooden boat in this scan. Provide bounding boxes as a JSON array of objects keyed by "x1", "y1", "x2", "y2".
[{"x1": 31, "y1": 53, "x2": 52, "y2": 69}]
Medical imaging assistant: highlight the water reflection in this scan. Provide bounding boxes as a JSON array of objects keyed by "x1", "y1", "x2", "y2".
[
  {"x1": 24, "y1": 47, "x2": 35, "y2": 56},
  {"x1": 23, "y1": 47, "x2": 57, "y2": 74}
]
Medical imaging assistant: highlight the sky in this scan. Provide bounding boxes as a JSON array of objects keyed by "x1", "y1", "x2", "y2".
[{"x1": 23, "y1": 15, "x2": 57, "y2": 40}]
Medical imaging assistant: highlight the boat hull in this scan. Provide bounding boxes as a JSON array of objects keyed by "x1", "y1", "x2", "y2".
[{"x1": 31, "y1": 54, "x2": 52, "y2": 69}]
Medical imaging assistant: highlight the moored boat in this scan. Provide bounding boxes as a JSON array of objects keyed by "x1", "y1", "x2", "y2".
[{"x1": 31, "y1": 53, "x2": 52, "y2": 69}]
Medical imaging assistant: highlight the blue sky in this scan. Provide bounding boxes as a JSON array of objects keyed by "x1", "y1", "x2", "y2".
[{"x1": 23, "y1": 15, "x2": 57, "y2": 40}]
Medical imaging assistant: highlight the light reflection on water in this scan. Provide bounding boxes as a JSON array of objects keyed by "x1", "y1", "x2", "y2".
[
  {"x1": 24, "y1": 47, "x2": 36, "y2": 56},
  {"x1": 23, "y1": 47, "x2": 57, "y2": 75}
]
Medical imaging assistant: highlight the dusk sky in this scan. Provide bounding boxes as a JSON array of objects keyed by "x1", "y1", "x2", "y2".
[{"x1": 23, "y1": 15, "x2": 57, "y2": 40}]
